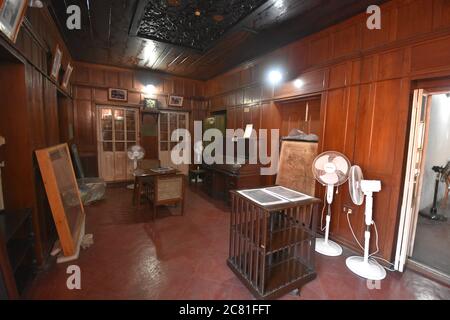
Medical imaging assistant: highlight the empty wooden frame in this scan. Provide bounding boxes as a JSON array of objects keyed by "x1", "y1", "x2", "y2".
[{"x1": 36, "y1": 144, "x2": 85, "y2": 257}]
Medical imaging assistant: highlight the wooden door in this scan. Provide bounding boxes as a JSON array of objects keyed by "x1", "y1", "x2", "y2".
[
  {"x1": 97, "y1": 106, "x2": 138, "y2": 182},
  {"x1": 158, "y1": 111, "x2": 189, "y2": 175}
]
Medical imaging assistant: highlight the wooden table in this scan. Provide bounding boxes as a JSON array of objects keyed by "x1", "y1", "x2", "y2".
[
  {"x1": 228, "y1": 190, "x2": 321, "y2": 300},
  {"x1": 132, "y1": 168, "x2": 180, "y2": 211}
]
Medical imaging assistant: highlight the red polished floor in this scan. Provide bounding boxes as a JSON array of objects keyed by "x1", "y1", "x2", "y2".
[{"x1": 25, "y1": 185, "x2": 450, "y2": 300}]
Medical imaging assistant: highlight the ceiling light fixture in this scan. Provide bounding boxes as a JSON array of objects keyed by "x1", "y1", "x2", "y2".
[
  {"x1": 29, "y1": 0, "x2": 44, "y2": 8},
  {"x1": 144, "y1": 84, "x2": 156, "y2": 96},
  {"x1": 143, "y1": 42, "x2": 156, "y2": 63},
  {"x1": 267, "y1": 69, "x2": 283, "y2": 85},
  {"x1": 274, "y1": 0, "x2": 284, "y2": 9},
  {"x1": 294, "y1": 79, "x2": 304, "y2": 88}
]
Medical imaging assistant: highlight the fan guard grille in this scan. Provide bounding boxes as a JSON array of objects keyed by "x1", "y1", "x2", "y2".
[{"x1": 312, "y1": 151, "x2": 351, "y2": 186}]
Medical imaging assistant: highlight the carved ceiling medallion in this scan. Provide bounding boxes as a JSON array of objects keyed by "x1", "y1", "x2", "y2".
[{"x1": 133, "y1": 0, "x2": 269, "y2": 51}]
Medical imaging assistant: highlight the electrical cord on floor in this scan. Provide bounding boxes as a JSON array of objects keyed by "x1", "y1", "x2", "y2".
[
  {"x1": 346, "y1": 212, "x2": 396, "y2": 272},
  {"x1": 346, "y1": 211, "x2": 364, "y2": 251},
  {"x1": 371, "y1": 222, "x2": 396, "y2": 272}
]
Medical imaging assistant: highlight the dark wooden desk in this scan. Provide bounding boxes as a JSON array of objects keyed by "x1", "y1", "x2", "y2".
[
  {"x1": 132, "y1": 168, "x2": 180, "y2": 211},
  {"x1": 202, "y1": 163, "x2": 262, "y2": 203},
  {"x1": 227, "y1": 190, "x2": 320, "y2": 300}
]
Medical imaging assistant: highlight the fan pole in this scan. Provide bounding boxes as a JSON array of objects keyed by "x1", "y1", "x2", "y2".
[
  {"x1": 324, "y1": 205, "x2": 331, "y2": 244},
  {"x1": 315, "y1": 185, "x2": 343, "y2": 256},
  {"x1": 363, "y1": 193, "x2": 373, "y2": 264}
]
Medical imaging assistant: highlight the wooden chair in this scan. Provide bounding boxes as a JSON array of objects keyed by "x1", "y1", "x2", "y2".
[
  {"x1": 132, "y1": 159, "x2": 160, "y2": 210},
  {"x1": 146, "y1": 174, "x2": 185, "y2": 220}
]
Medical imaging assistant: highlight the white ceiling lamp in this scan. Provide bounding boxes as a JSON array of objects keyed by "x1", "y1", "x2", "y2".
[
  {"x1": 29, "y1": 0, "x2": 44, "y2": 8},
  {"x1": 312, "y1": 151, "x2": 351, "y2": 256},
  {"x1": 143, "y1": 84, "x2": 156, "y2": 96},
  {"x1": 267, "y1": 69, "x2": 283, "y2": 85},
  {"x1": 346, "y1": 165, "x2": 387, "y2": 280},
  {"x1": 294, "y1": 78, "x2": 304, "y2": 88}
]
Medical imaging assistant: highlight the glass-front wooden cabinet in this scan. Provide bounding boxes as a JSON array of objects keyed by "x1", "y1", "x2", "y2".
[{"x1": 97, "y1": 106, "x2": 139, "y2": 182}]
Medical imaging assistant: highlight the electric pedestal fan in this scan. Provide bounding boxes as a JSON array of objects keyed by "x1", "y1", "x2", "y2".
[
  {"x1": 346, "y1": 165, "x2": 386, "y2": 280},
  {"x1": 312, "y1": 151, "x2": 351, "y2": 256},
  {"x1": 126, "y1": 145, "x2": 145, "y2": 189}
]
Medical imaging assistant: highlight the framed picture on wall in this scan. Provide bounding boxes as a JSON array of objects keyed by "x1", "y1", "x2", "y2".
[
  {"x1": 108, "y1": 88, "x2": 128, "y2": 102},
  {"x1": 61, "y1": 63, "x2": 73, "y2": 90},
  {"x1": 168, "y1": 95, "x2": 184, "y2": 107},
  {"x1": 50, "y1": 45, "x2": 63, "y2": 81},
  {"x1": 0, "y1": 0, "x2": 28, "y2": 43},
  {"x1": 143, "y1": 97, "x2": 157, "y2": 110}
]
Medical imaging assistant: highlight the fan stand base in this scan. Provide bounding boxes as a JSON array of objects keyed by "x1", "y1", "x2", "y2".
[
  {"x1": 346, "y1": 256, "x2": 387, "y2": 281},
  {"x1": 315, "y1": 238, "x2": 343, "y2": 256}
]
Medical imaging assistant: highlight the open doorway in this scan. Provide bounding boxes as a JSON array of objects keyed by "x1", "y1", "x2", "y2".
[{"x1": 396, "y1": 88, "x2": 450, "y2": 281}]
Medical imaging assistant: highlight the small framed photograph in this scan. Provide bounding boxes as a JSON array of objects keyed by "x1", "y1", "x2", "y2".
[
  {"x1": 50, "y1": 45, "x2": 63, "y2": 81},
  {"x1": 0, "y1": 0, "x2": 28, "y2": 43},
  {"x1": 108, "y1": 88, "x2": 128, "y2": 102},
  {"x1": 168, "y1": 95, "x2": 184, "y2": 107},
  {"x1": 61, "y1": 63, "x2": 73, "y2": 90},
  {"x1": 143, "y1": 97, "x2": 157, "y2": 110}
]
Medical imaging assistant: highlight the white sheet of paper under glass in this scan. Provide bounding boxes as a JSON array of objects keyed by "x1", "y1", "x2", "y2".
[
  {"x1": 237, "y1": 189, "x2": 288, "y2": 206},
  {"x1": 264, "y1": 186, "x2": 312, "y2": 202}
]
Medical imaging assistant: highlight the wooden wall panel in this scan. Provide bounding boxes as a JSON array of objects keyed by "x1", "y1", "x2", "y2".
[
  {"x1": 43, "y1": 79, "x2": 59, "y2": 146},
  {"x1": 58, "y1": 96, "x2": 74, "y2": 143},
  {"x1": 308, "y1": 33, "x2": 330, "y2": 67},
  {"x1": 332, "y1": 23, "x2": 361, "y2": 59},
  {"x1": 274, "y1": 69, "x2": 327, "y2": 98},
  {"x1": 26, "y1": 65, "x2": 46, "y2": 150},
  {"x1": 410, "y1": 36, "x2": 450, "y2": 74},
  {"x1": 432, "y1": 0, "x2": 450, "y2": 30},
  {"x1": 378, "y1": 49, "x2": 407, "y2": 80},
  {"x1": 74, "y1": 99, "x2": 95, "y2": 152},
  {"x1": 329, "y1": 63, "x2": 349, "y2": 89},
  {"x1": 396, "y1": 0, "x2": 433, "y2": 41}
]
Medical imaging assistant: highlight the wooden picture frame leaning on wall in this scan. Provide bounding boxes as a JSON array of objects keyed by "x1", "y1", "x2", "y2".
[
  {"x1": 61, "y1": 62, "x2": 73, "y2": 90},
  {"x1": 0, "y1": 0, "x2": 28, "y2": 43},
  {"x1": 36, "y1": 144, "x2": 86, "y2": 260},
  {"x1": 50, "y1": 44, "x2": 63, "y2": 81}
]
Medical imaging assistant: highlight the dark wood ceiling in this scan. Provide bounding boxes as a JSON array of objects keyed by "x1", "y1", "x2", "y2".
[{"x1": 49, "y1": 0, "x2": 386, "y2": 80}]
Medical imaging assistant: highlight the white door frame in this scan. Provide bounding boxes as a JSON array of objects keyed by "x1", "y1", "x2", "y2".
[{"x1": 394, "y1": 89, "x2": 429, "y2": 271}]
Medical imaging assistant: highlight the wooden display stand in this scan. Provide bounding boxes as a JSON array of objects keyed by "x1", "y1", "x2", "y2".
[{"x1": 228, "y1": 190, "x2": 320, "y2": 300}]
